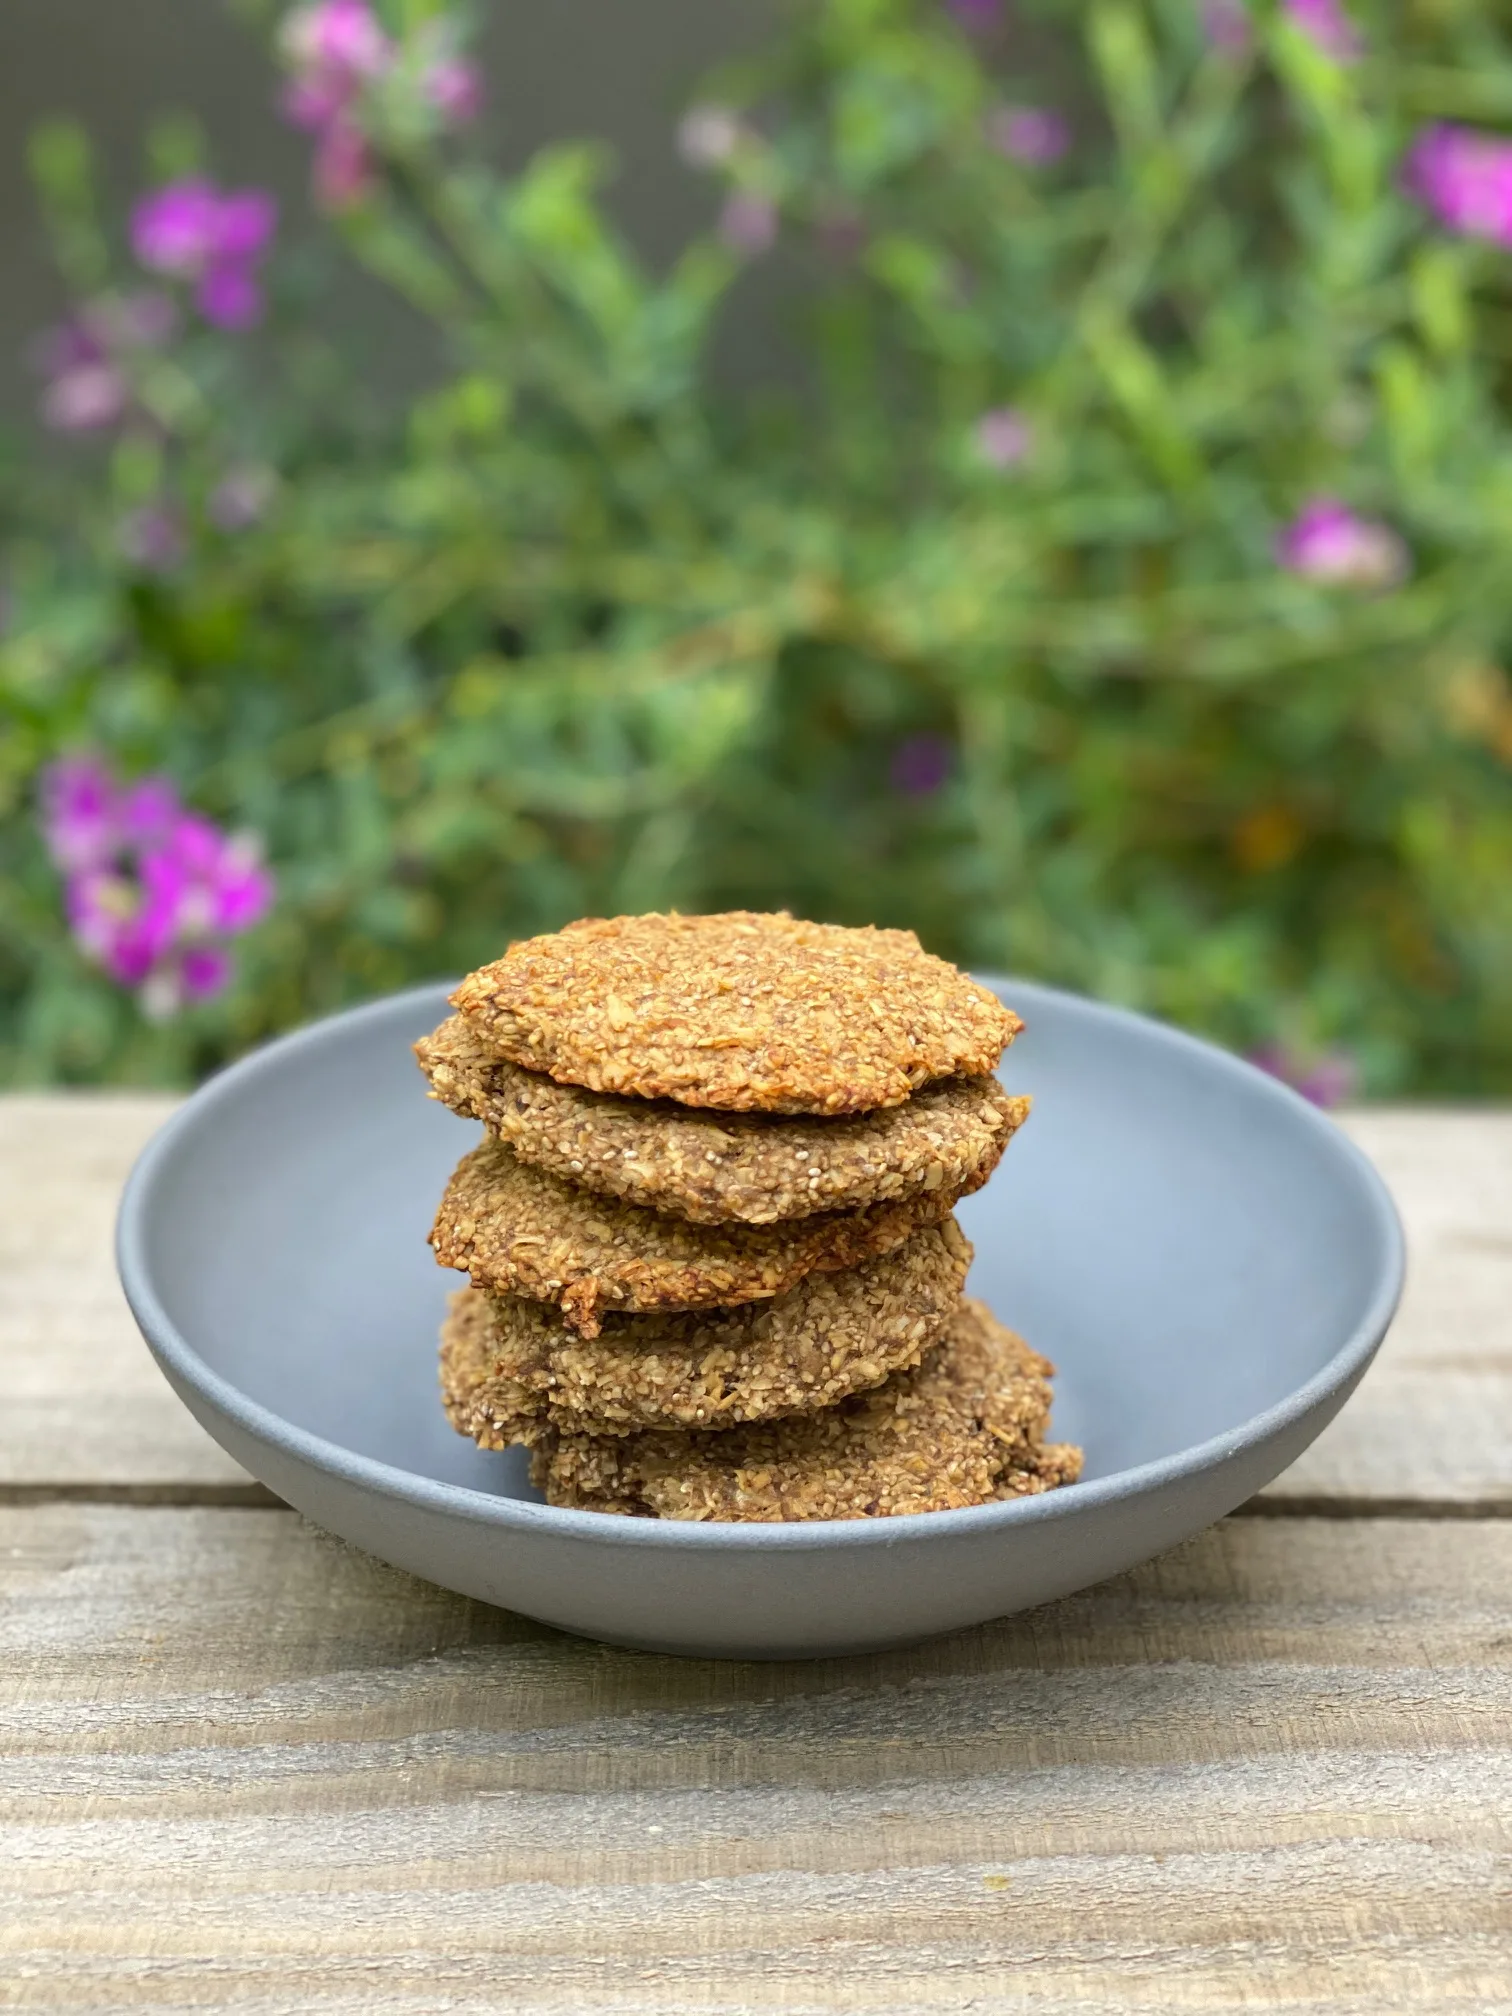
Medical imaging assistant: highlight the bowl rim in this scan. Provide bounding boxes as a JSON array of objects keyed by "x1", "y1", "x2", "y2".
[{"x1": 117, "y1": 975, "x2": 1405, "y2": 1553}]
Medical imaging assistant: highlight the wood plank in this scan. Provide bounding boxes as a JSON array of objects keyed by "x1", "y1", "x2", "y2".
[
  {"x1": 2, "y1": 1097, "x2": 1509, "y2": 1507},
  {"x1": 1, "y1": 1507, "x2": 1508, "y2": 2012},
  {"x1": 0, "y1": 1095, "x2": 247, "y2": 1489},
  {"x1": 1267, "y1": 1110, "x2": 1512, "y2": 1508}
]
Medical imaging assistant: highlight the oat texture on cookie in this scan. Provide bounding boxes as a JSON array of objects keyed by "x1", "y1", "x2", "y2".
[
  {"x1": 450, "y1": 911, "x2": 1021, "y2": 1113},
  {"x1": 439, "y1": 1222, "x2": 971, "y2": 1439},
  {"x1": 429, "y1": 1136, "x2": 964, "y2": 1337},
  {"x1": 531, "y1": 1300, "x2": 1084, "y2": 1522},
  {"x1": 423, "y1": 908, "x2": 1079, "y2": 1521},
  {"x1": 415, "y1": 1014, "x2": 1029, "y2": 1225}
]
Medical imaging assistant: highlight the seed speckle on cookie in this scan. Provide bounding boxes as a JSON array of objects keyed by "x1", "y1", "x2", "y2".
[
  {"x1": 429, "y1": 1135, "x2": 968, "y2": 1336},
  {"x1": 439, "y1": 1221, "x2": 971, "y2": 1439},
  {"x1": 521, "y1": 1299, "x2": 1083, "y2": 1522},
  {"x1": 415, "y1": 1013, "x2": 1028, "y2": 1225},
  {"x1": 450, "y1": 910, "x2": 1021, "y2": 1114}
]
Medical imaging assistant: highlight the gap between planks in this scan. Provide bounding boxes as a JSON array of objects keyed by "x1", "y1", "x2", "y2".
[{"x1": 1, "y1": 1482, "x2": 1509, "y2": 1517}]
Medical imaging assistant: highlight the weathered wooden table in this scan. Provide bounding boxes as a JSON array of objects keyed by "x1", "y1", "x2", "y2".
[{"x1": 2, "y1": 1097, "x2": 1509, "y2": 2012}]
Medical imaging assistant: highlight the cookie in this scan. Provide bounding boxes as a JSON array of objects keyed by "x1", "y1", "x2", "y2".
[
  {"x1": 429, "y1": 1136, "x2": 967, "y2": 1337},
  {"x1": 439, "y1": 1221, "x2": 972, "y2": 1440},
  {"x1": 450, "y1": 911, "x2": 1021, "y2": 1114},
  {"x1": 530, "y1": 1299, "x2": 1084, "y2": 1522},
  {"x1": 416, "y1": 1015, "x2": 1029, "y2": 1225}
]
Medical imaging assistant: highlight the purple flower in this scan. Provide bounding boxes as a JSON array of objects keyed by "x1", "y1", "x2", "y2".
[
  {"x1": 32, "y1": 294, "x2": 176, "y2": 435},
  {"x1": 118, "y1": 505, "x2": 186, "y2": 575},
  {"x1": 277, "y1": 0, "x2": 389, "y2": 165},
  {"x1": 180, "y1": 944, "x2": 234, "y2": 1003},
  {"x1": 313, "y1": 118, "x2": 374, "y2": 209},
  {"x1": 131, "y1": 180, "x2": 277, "y2": 330},
  {"x1": 718, "y1": 191, "x2": 778, "y2": 256},
  {"x1": 196, "y1": 263, "x2": 263, "y2": 331},
  {"x1": 814, "y1": 204, "x2": 867, "y2": 263},
  {"x1": 1249, "y1": 1044, "x2": 1358, "y2": 1109},
  {"x1": 107, "y1": 291, "x2": 180, "y2": 349},
  {"x1": 280, "y1": 0, "x2": 393, "y2": 86},
  {"x1": 1202, "y1": 0, "x2": 1253, "y2": 54},
  {"x1": 41, "y1": 757, "x2": 120, "y2": 873},
  {"x1": 422, "y1": 56, "x2": 483, "y2": 125},
  {"x1": 118, "y1": 776, "x2": 182, "y2": 847},
  {"x1": 891, "y1": 733, "x2": 954, "y2": 797},
  {"x1": 1276, "y1": 498, "x2": 1408, "y2": 588},
  {"x1": 1403, "y1": 123, "x2": 1512, "y2": 247},
  {"x1": 212, "y1": 191, "x2": 279, "y2": 264},
  {"x1": 209, "y1": 465, "x2": 277, "y2": 531},
  {"x1": 678, "y1": 105, "x2": 744, "y2": 170},
  {"x1": 948, "y1": 0, "x2": 1002, "y2": 32},
  {"x1": 131, "y1": 182, "x2": 225, "y2": 276},
  {"x1": 986, "y1": 107, "x2": 1071, "y2": 166},
  {"x1": 41, "y1": 359, "x2": 127, "y2": 433},
  {"x1": 1283, "y1": 0, "x2": 1361, "y2": 62},
  {"x1": 974, "y1": 406, "x2": 1033, "y2": 470},
  {"x1": 39, "y1": 756, "x2": 274, "y2": 1016}
]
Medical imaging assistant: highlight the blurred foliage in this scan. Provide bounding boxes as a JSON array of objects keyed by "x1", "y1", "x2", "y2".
[{"x1": 3, "y1": 0, "x2": 1512, "y2": 1089}]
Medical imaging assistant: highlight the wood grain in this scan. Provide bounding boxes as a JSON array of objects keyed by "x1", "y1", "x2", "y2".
[
  {"x1": 2, "y1": 1096, "x2": 1508, "y2": 1506},
  {"x1": 1265, "y1": 1110, "x2": 1512, "y2": 1508},
  {"x1": 0, "y1": 1095, "x2": 246, "y2": 1489},
  {"x1": 2, "y1": 1506, "x2": 1510, "y2": 2013}
]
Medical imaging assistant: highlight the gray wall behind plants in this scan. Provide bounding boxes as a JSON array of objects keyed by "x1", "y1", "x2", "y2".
[{"x1": 0, "y1": 0, "x2": 775, "y2": 426}]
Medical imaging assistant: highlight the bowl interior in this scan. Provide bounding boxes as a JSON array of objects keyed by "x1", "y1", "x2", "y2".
[{"x1": 129, "y1": 980, "x2": 1396, "y2": 1504}]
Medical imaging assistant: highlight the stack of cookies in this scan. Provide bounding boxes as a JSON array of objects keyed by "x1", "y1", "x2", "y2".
[{"x1": 416, "y1": 911, "x2": 1081, "y2": 1522}]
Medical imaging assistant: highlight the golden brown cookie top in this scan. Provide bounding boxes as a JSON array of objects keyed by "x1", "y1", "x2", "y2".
[
  {"x1": 535, "y1": 1298, "x2": 1084, "y2": 1522},
  {"x1": 415, "y1": 1014, "x2": 1029, "y2": 1225},
  {"x1": 429, "y1": 1135, "x2": 971, "y2": 1337},
  {"x1": 450, "y1": 911, "x2": 1021, "y2": 1114}
]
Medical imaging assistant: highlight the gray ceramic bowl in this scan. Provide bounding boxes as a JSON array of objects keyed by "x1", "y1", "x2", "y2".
[{"x1": 117, "y1": 978, "x2": 1403, "y2": 1660}]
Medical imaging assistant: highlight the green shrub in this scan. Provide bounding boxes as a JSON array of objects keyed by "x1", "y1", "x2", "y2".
[{"x1": 3, "y1": 0, "x2": 1511, "y2": 1091}]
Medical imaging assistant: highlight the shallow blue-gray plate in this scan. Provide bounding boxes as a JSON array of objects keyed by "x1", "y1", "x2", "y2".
[{"x1": 116, "y1": 978, "x2": 1403, "y2": 1659}]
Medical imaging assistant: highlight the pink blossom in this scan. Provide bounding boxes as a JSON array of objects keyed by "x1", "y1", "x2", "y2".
[
  {"x1": 281, "y1": 74, "x2": 350, "y2": 132},
  {"x1": 131, "y1": 181, "x2": 277, "y2": 330},
  {"x1": 42, "y1": 362, "x2": 127, "y2": 432},
  {"x1": 313, "y1": 118, "x2": 374, "y2": 209},
  {"x1": 39, "y1": 756, "x2": 274, "y2": 1015},
  {"x1": 118, "y1": 505, "x2": 186, "y2": 574},
  {"x1": 1276, "y1": 499, "x2": 1407, "y2": 588},
  {"x1": 131, "y1": 182, "x2": 226, "y2": 276},
  {"x1": 678, "y1": 105, "x2": 744, "y2": 170},
  {"x1": 41, "y1": 757, "x2": 120, "y2": 872},
  {"x1": 1283, "y1": 0, "x2": 1361, "y2": 62},
  {"x1": 209, "y1": 465, "x2": 277, "y2": 531},
  {"x1": 280, "y1": 0, "x2": 393, "y2": 85},
  {"x1": 986, "y1": 107, "x2": 1071, "y2": 166},
  {"x1": 948, "y1": 0, "x2": 1002, "y2": 32},
  {"x1": 1249, "y1": 1044, "x2": 1357, "y2": 1109},
  {"x1": 32, "y1": 295, "x2": 176, "y2": 434},
  {"x1": 197, "y1": 263, "x2": 262, "y2": 330},
  {"x1": 1202, "y1": 0, "x2": 1253, "y2": 54},
  {"x1": 1403, "y1": 123, "x2": 1512, "y2": 247},
  {"x1": 118, "y1": 777, "x2": 182, "y2": 847},
  {"x1": 210, "y1": 191, "x2": 279, "y2": 263},
  {"x1": 277, "y1": 0, "x2": 391, "y2": 171},
  {"x1": 718, "y1": 191, "x2": 778, "y2": 256},
  {"x1": 180, "y1": 945, "x2": 234, "y2": 1002},
  {"x1": 974, "y1": 406, "x2": 1033, "y2": 469},
  {"x1": 34, "y1": 318, "x2": 122, "y2": 432},
  {"x1": 891, "y1": 734, "x2": 954, "y2": 797},
  {"x1": 422, "y1": 56, "x2": 483, "y2": 125}
]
